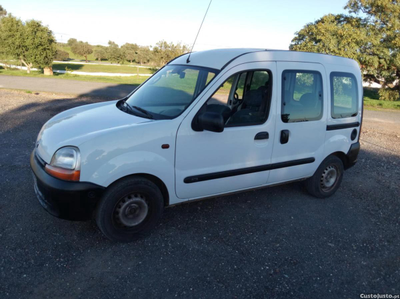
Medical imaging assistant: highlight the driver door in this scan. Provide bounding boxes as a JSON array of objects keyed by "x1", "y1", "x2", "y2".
[{"x1": 175, "y1": 62, "x2": 277, "y2": 200}]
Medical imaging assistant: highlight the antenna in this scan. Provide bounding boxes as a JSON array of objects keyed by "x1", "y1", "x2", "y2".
[{"x1": 186, "y1": 0, "x2": 213, "y2": 63}]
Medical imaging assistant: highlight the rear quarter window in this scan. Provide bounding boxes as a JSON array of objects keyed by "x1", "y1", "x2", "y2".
[
  {"x1": 281, "y1": 70, "x2": 323, "y2": 123},
  {"x1": 330, "y1": 72, "x2": 358, "y2": 118}
]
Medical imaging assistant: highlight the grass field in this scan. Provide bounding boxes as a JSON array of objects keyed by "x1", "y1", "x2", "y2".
[
  {"x1": 52, "y1": 63, "x2": 154, "y2": 74},
  {"x1": 364, "y1": 98, "x2": 400, "y2": 110},
  {"x1": 0, "y1": 67, "x2": 147, "y2": 85},
  {"x1": 363, "y1": 88, "x2": 400, "y2": 110}
]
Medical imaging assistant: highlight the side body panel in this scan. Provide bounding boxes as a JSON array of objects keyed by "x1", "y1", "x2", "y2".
[
  {"x1": 323, "y1": 64, "x2": 363, "y2": 159},
  {"x1": 175, "y1": 62, "x2": 277, "y2": 200}
]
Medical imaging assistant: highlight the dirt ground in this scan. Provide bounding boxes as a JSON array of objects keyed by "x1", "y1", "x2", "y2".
[{"x1": 0, "y1": 89, "x2": 399, "y2": 299}]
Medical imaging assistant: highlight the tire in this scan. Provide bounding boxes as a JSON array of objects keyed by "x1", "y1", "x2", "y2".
[
  {"x1": 95, "y1": 177, "x2": 164, "y2": 242},
  {"x1": 305, "y1": 155, "x2": 344, "y2": 198}
]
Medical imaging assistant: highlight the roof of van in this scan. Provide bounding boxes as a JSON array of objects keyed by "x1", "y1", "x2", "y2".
[{"x1": 169, "y1": 48, "x2": 359, "y2": 70}]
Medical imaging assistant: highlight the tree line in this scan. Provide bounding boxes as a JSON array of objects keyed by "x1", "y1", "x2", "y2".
[
  {"x1": 290, "y1": 0, "x2": 399, "y2": 101},
  {"x1": 57, "y1": 39, "x2": 188, "y2": 66},
  {"x1": 0, "y1": 6, "x2": 188, "y2": 75}
]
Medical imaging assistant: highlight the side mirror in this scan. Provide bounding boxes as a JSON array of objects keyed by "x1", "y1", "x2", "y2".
[{"x1": 197, "y1": 112, "x2": 224, "y2": 133}]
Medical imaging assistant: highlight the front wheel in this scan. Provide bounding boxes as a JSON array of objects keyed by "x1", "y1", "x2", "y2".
[
  {"x1": 95, "y1": 177, "x2": 164, "y2": 242},
  {"x1": 305, "y1": 155, "x2": 344, "y2": 198}
]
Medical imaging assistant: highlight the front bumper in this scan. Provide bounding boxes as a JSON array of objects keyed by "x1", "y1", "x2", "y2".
[{"x1": 30, "y1": 151, "x2": 105, "y2": 221}]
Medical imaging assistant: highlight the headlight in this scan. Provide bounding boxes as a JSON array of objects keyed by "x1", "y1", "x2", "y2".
[
  {"x1": 45, "y1": 147, "x2": 81, "y2": 181},
  {"x1": 50, "y1": 147, "x2": 79, "y2": 170}
]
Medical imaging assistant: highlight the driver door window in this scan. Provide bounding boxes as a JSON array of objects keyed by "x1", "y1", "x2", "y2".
[{"x1": 203, "y1": 70, "x2": 272, "y2": 127}]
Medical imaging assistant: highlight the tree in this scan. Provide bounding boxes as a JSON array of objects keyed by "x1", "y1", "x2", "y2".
[
  {"x1": 152, "y1": 40, "x2": 189, "y2": 66},
  {"x1": 121, "y1": 43, "x2": 139, "y2": 63},
  {"x1": 93, "y1": 46, "x2": 107, "y2": 62},
  {"x1": 71, "y1": 41, "x2": 93, "y2": 63},
  {"x1": 136, "y1": 46, "x2": 152, "y2": 65},
  {"x1": 106, "y1": 41, "x2": 124, "y2": 63},
  {"x1": 25, "y1": 20, "x2": 57, "y2": 74},
  {"x1": 290, "y1": 14, "x2": 368, "y2": 61},
  {"x1": 0, "y1": 5, "x2": 7, "y2": 17},
  {"x1": 0, "y1": 15, "x2": 56, "y2": 74},
  {"x1": 0, "y1": 15, "x2": 26, "y2": 68},
  {"x1": 0, "y1": 6, "x2": 10, "y2": 67},
  {"x1": 290, "y1": 0, "x2": 400, "y2": 99},
  {"x1": 67, "y1": 38, "x2": 77, "y2": 47},
  {"x1": 346, "y1": 0, "x2": 400, "y2": 97}
]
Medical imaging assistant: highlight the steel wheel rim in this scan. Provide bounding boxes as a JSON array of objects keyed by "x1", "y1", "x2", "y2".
[
  {"x1": 114, "y1": 194, "x2": 149, "y2": 227},
  {"x1": 320, "y1": 165, "x2": 339, "y2": 192}
]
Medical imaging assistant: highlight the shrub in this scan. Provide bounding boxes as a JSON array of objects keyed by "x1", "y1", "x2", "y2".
[
  {"x1": 378, "y1": 88, "x2": 399, "y2": 101},
  {"x1": 363, "y1": 88, "x2": 379, "y2": 100},
  {"x1": 55, "y1": 49, "x2": 69, "y2": 61}
]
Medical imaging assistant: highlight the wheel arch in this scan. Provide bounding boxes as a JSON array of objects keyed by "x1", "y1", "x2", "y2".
[
  {"x1": 107, "y1": 173, "x2": 170, "y2": 207},
  {"x1": 330, "y1": 151, "x2": 350, "y2": 170}
]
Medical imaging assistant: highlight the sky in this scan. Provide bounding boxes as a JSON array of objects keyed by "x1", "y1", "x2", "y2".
[{"x1": 1, "y1": 0, "x2": 350, "y2": 51}]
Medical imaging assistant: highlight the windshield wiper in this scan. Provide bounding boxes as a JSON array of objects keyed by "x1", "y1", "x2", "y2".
[
  {"x1": 131, "y1": 105, "x2": 154, "y2": 119},
  {"x1": 122, "y1": 101, "x2": 154, "y2": 119}
]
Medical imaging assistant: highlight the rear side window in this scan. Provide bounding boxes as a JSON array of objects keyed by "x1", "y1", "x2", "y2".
[
  {"x1": 281, "y1": 70, "x2": 323, "y2": 123},
  {"x1": 330, "y1": 72, "x2": 358, "y2": 118}
]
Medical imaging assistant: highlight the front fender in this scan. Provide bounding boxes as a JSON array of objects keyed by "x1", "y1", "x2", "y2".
[{"x1": 81, "y1": 151, "x2": 174, "y2": 191}]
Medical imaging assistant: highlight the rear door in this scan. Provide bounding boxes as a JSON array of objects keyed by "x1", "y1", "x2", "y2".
[{"x1": 268, "y1": 62, "x2": 327, "y2": 184}]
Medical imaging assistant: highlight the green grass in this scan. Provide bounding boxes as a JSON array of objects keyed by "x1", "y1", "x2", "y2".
[
  {"x1": 364, "y1": 97, "x2": 400, "y2": 110},
  {"x1": 363, "y1": 88, "x2": 400, "y2": 110},
  {"x1": 52, "y1": 62, "x2": 154, "y2": 74},
  {"x1": 0, "y1": 67, "x2": 147, "y2": 85}
]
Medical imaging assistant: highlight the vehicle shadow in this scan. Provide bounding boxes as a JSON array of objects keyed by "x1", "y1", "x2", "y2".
[{"x1": 77, "y1": 84, "x2": 138, "y2": 99}]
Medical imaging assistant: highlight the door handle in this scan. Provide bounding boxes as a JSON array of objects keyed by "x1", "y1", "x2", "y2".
[
  {"x1": 280, "y1": 130, "x2": 289, "y2": 144},
  {"x1": 255, "y1": 132, "x2": 269, "y2": 140}
]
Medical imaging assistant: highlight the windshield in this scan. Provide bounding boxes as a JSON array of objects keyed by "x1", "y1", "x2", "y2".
[{"x1": 125, "y1": 65, "x2": 217, "y2": 119}]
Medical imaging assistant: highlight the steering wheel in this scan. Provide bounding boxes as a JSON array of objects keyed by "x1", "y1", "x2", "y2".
[{"x1": 233, "y1": 92, "x2": 243, "y2": 107}]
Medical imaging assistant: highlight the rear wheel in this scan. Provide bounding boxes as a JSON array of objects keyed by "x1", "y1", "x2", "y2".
[
  {"x1": 95, "y1": 177, "x2": 164, "y2": 242},
  {"x1": 305, "y1": 155, "x2": 344, "y2": 198}
]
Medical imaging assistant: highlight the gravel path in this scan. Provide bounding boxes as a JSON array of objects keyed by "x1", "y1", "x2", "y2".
[
  {"x1": 0, "y1": 89, "x2": 399, "y2": 299},
  {"x1": 363, "y1": 110, "x2": 400, "y2": 155}
]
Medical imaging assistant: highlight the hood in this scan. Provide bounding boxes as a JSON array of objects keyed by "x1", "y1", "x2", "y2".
[{"x1": 36, "y1": 101, "x2": 152, "y2": 163}]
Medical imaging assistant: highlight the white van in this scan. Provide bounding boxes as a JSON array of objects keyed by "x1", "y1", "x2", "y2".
[{"x1": 31, "y1": 49, "x2": 362, "y2": 242}]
